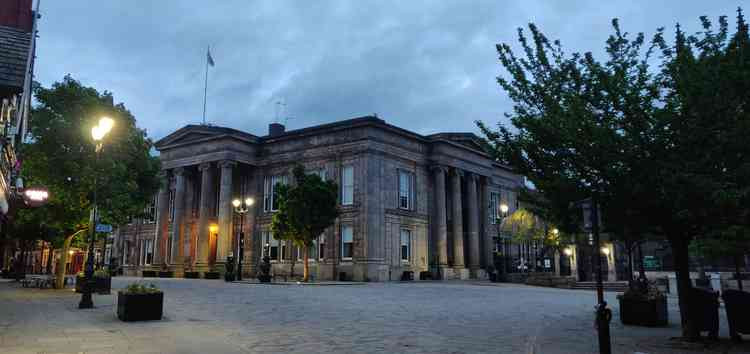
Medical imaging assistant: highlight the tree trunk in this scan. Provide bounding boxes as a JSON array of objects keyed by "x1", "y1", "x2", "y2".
[
  {"x1": 670, "y1": 236, "x2": 699, "y2": 341},
  {"x1": 46, "y1": 244, "x2": 54, "y2": 274},
  {"x1": 303, "y1": 246, "x2": 309, "y2": 282},
  {"x1": 626, "y1": 241, "x2": 634, "y2": 283}
]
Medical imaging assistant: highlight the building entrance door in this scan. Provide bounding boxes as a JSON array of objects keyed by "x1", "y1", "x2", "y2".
[{"x1": 209, "y1": 232, "x2": 217, "y2": 265}]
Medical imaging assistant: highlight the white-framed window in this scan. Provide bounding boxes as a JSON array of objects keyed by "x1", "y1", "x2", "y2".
[
  {"x1": 309, "y1": 168, "x2": 326, "y2": 180},
  {"x1": 140, "y1": 239, "x2": 153, "y2": 265},
  {"x1": 263, "y1": 175, "x2": 287, "y2": 212},
  {"x1": 400, "y1": 229, "x2": 411, "y2": 262},
  {"x1": 281, "y1": 240, "x2": 288, "y2": 261},
  {"x1": 398, "y1": 170, "x2": 414, "y2": 210},
  {"x1": 489, "y1": 191, "x2": 501, "y2": 224},
  {"x1": 341, "y1": 225, "x2": 353, "y2": 260},
  {"x1": 144, "y1": 196, "x2": 157, "y2": 224},
  {"x1": 318, "y1": 234, "x2": 325, "y2": 261},
  {"x1": 341, "y1": 165, "x2": 354, "y2": 205},
  {"x1": 263, "y1": 231, "x2": 279, "y2": 261}
]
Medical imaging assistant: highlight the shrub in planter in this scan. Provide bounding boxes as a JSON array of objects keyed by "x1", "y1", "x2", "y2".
[
  {"x1": 117, "y1": 283, "x2": 163, "y2": 322},
  {"x1": 721, "y1": 289, "x2": 750, "y2": 342},
  {"x1": 184, "y1": 271, "x2": 200, "y2": 279},
  {"x1": 419, "y1": 271, "x2": 432, "y2": 280},
  {"x1": 400, "y1": 271, "x2": 414, "y2": 281},
  {"x1": 617, "y1": 280, "x2": 668, "y2": 327},
  {"x1": 142, "y1": 270, "x2": 157, "y2": 277},
  {"x1": 158, "y1": 271, "x2": 173, "y2": 278},
  {"x1": 689, "y1": 287, "x2": 720, "y2": 339}
]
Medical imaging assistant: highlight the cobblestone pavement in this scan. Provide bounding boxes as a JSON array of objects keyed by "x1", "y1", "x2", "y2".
[{"x1": 1, "y1": 278, "x2": 749, "y2": 354}]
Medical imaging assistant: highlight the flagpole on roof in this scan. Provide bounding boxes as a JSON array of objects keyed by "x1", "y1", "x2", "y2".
[{"x1": 202, "y1": 45, "x2": 211, "y2": 125}]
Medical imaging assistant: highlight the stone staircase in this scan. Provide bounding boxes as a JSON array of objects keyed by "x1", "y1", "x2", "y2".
[{"x1": 572, "y1": 281, "x2": 628, "y2": 292}]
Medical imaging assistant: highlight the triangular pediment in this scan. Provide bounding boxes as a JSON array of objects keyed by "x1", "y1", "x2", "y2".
[{"x1": 155, "y1": 124, "x2": 260, "y2": 150}]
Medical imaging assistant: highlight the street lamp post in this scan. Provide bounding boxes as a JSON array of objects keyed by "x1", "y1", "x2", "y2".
[
  {"x1": 498, "y1": 203, "x2": 509, "y2": 277},
  {"x1": 79, "y1": 117, "x2": 114, "y2": 309},
  {"x1": 231, "y1": 197, "x2": 254, "y2": 281}
]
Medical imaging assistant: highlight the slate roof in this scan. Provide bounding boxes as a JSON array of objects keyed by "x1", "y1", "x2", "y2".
[{"x1": 0, "y1": 25, "x2": 31, "y2": 92}]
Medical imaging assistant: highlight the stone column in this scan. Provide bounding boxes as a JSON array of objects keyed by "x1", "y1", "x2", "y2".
[
  {"x1": 170, "y1": 167, "x2": 187, "y2": 268},
  {"x1": 606, "y1": 242, "x2": 616, "y2": 281},
  {"x1": 466, "y1": 173, "x2": 481, "y2": 278},
  {"x1": 570, "y1": 245, "x2": 579, "y2": 281},
  {"x1": 450, "y1": 168, "x2": 468, "y2": 279},
  {"x1": 216, "y1": 160, "x2": 235, "y2": 265},
  {"x1": 431, "y1": 166, "x2": 449, "y2": 278},
  {"x1": 152, "y1": 171, "x2": 171, "y2": 266},
  {"x1": 195, "y1": 162, "x2": 214, "y2": 271}
]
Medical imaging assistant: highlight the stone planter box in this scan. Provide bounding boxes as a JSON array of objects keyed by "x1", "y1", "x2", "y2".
[
  {"x1": 722, "y1": 289, "x2": 750, "y2": 341},
  {"x1": 400, "y1": 271, "x2": 414, "y2": 281},
  {"x1": 419, "y1": 271, "x2": 432, "y2": 280},
  {"x1": 116, "y1": 291, "x2": 163, "y2": 322},
  {"x1": 258, "y1": 274, "x2": 271, "y2": 283},
  {"x1": 204, "y1": 271, "x2": 220, "y2": 279},
  {"x1": 690, "y1": 287, "x2": 720, "y2": 339},
  {"x1": 158, "y1": 271, "x2": 173, "y2": 278},
  {"x1": 142, "y1": 270, "x2": 156, "y2": 277},
  {"x1": 618, "y1": 296, "x2": 668, "y2": 327},
  {"x1": 75, "y1": 275, "x2": 112, "y2": 294},
  {"x1": 184, "y1": 271, "x2": 199, "y2": 279}
]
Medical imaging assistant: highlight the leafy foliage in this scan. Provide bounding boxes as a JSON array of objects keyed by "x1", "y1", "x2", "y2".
[
  {"x1": 122, "y1": 283, "x2": 161, "y2": 294},
  {"x1": 479, "y1": 9, "x2": 749, "y2": 339},
  {"x1": 21, "y1": 75, "x2": 161, "y2": 237},
  {"x1": 271, "y1": 165, "x2": 339, "y2": 281}
]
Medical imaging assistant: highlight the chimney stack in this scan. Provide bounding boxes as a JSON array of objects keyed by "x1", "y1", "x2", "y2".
[
  {"x1": 268, "y1": 123, "x2": 285, "y2": 137},
  {"x1": 0, "y1": 0, "x2": 33, "y2": 32}
]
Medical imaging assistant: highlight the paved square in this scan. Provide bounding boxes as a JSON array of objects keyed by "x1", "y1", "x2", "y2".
[{"x1": 1, "y1": 278, "x2": 748, "y2": 353}]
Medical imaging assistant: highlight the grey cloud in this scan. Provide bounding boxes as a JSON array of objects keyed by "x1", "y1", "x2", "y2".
[{"x1": 35, "y1": 1, "x2": 742, "y2": 141}]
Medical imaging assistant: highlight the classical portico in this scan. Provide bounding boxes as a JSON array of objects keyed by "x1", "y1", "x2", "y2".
[{"x1": 133, "y1": 117, "x2": 524, "y2": 281}]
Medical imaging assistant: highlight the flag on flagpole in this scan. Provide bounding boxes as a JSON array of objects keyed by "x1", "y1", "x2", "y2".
[{"x1": 207, "y1": 47, "x2": 215, "y2": 67}]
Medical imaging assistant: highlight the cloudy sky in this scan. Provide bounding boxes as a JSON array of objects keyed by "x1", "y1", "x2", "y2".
[{"x1": 35, "y1": 1, "x2": 741, "y2": 141}]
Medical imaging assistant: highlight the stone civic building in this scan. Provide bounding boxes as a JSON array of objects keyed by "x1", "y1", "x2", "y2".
[{"x1": 113, "y1": 116, "x2": 523, "y2": 281}]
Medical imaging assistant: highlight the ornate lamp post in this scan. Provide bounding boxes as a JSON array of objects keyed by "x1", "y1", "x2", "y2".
[
  {"x1": 231, "y1": 197, "x2": 254, "y2": 281},
  {"x1": 79, "y1": 117, "x2": 114, "y2": 309}
]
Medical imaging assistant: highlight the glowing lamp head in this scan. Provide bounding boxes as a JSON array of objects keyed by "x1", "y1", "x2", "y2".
[
  {"x1": 68, "y1": 250, "x2": 74, "y2": 255},
  {"x1": 91, "y1": 117, "x2": 114, "y2": 141},
  {"x1": 245, "y1": 197, "x2": 254, "y2": 206},
  {"x1": 552, "y1": 228, "x2": 559, "y2": 235},
  {"x1": 601, "y1": 247, "x2": 610, "y2": 256},
  {"x1": 500, "y1": 203, "x2": 509, "y2": 214},
  {"x1": 564, "y1": 248, "x2": 573, "y2": 256},
  {"x1": 232, "y1": 199, "x2": 241, "y2": 208},
  {"x1": 209, "y1": 224, "x2": 218, "y2": 233}
]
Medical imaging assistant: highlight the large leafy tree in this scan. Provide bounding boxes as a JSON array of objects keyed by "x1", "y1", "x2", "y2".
[
  {"x1": 271, "y1": 165, "x2": 339, "y2": 282},
  {"x1": 20, "y1": 75, "x2": 160, "y2": 288},
  {"x1": 478, "y1": 11, "x2": 750, "y2": 340}
]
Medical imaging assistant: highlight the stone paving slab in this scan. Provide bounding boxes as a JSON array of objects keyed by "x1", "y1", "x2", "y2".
[{"x1": 1, "y1": 277, "x2": 749, "y2": 353}]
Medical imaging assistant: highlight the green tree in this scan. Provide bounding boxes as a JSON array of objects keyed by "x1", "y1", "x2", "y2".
[
  {"x1": 270, "y1": 165, "x2": 339, "y2": 282},
  {"x1": 21, "y1": 75, "x2": 161, "y2": 288},
  {"x1": 482, "y1": 11, "x2": 750, "y2": 339}
]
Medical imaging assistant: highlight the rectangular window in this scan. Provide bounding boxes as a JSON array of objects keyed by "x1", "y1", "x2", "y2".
[
  {"x1": 145, "y1": 239, "x2": 153, "y2": 265},
  {"x1": 318, "y1": 234, "x2": 325, "y2": 260},
  {"x1": 341, "y1": 225, "x2": 353, "y2": 260},
  {"x1": 400, "y1": 229, "x2": 411, "y2": 262},
  {"x1": 398, "y1": 170, "x2": 414, "y2": 210},
  {"x1": 341, "y1": 165, "x2": 354, "y2": 205},
  {"x1": 264, "y1": 231, "x2": 279, "y2": 261},
  {"x1": 144, "y1": 196, "x2": 157, "y2": 224},
  {"x1": 264, "y1": 175, "x2": 287, "y2": 212},
  {"x1": 309, "y1": 168, "x2": 326, "y2": 180},
  {"x1": 489, "y1": 192, "x2": 501, "y2": 224},
  {"x1": 281, "y1": 240, "x2": 287, "y2": 261}
]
